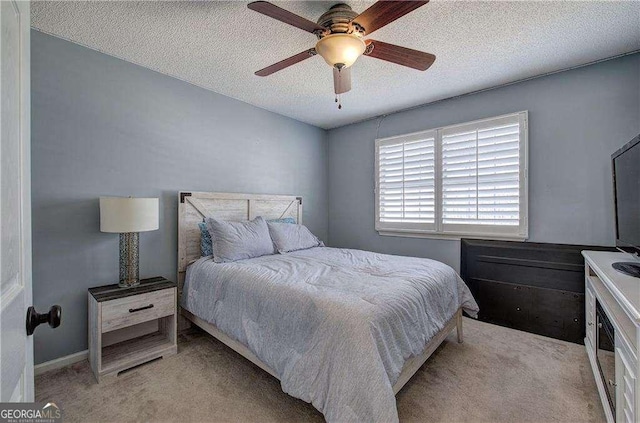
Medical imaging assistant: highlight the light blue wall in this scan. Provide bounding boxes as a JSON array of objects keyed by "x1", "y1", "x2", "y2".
[
  {"x1": 31, "y1": 31, "x2": 329, "y2": 364},
  {"x1": 327, "y1": 54, "x2": 640, "y2": 272}
]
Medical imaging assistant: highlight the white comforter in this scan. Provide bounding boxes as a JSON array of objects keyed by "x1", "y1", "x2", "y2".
[{"x1": 182, "y1": 247, "x2": 478, "y2": 422}]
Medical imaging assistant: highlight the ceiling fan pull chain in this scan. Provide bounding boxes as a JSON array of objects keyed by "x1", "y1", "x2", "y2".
[{"x1": 338, "y1": 94, "x2": 342, "y2": 110}]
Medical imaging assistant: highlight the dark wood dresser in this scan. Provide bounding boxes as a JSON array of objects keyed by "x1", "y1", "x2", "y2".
[{"x1": 460, "y1": 239, "x2": 615, "y2": 343}]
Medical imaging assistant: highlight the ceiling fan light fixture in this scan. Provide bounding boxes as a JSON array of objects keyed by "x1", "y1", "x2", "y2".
[{"x1": 315, "y1": 34, "x2": 366, "y2": 69}]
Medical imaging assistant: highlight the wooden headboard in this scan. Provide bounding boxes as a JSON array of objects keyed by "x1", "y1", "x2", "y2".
[{"x1": 177, "y1": 191, "x2": 302, "y2": 285}]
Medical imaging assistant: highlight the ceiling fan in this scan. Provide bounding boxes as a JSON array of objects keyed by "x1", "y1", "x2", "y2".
[{"x1": 247, "y1": 1, "x2": 435, "y2": 109}]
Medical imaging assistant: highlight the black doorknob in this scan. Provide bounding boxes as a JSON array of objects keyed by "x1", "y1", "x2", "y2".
[{"x1": 26, "y1": 305, "x2": 62, "y2": 336}]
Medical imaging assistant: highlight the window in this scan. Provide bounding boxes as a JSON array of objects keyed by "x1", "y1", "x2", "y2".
[
  {"x1": 375, "y1": 112, "x2": 528, "y2": 240},
  {"x1": 377, "y1": 131, "x2": 436, "y2": 232}
]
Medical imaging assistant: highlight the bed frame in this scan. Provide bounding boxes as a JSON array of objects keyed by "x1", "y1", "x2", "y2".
[{"x1": 177, "y1": 191, "x2": 463, "y2": 395}]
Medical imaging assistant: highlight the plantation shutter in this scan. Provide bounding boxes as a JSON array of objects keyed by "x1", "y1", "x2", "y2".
[
  {"x1": 376, "y1": 131, "x2": 436, "y2": 232},
  {"x1": 375, "y1": 112, "x2": 527, "y2": 239},
  {"x1": 440, "y1": 114, "x2": 526, "y2": 237}
]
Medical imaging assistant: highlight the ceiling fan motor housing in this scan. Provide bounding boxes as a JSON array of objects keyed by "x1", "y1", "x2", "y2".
[{"x1": 316, "y1": 4, "x2": 365, "y2": 38}]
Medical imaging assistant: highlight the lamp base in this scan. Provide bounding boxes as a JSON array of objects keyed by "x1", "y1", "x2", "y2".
[
  {"x1": 118, "y1": 279, "x2": 140, "y2": 289},
  {"x1": 119, "y1": 232, "x2": 140, "y2": 288}
]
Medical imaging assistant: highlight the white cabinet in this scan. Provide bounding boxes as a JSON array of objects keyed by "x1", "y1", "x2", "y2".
[
  {"x1": 583, "y1": 251, "x2": 640, "y2": 423},
  {"x1": 616, "y1": 345, "x2": 637, "y2": 423}
]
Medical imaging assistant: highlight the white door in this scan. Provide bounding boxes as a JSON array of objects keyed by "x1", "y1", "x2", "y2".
[{"x1": 0, "y1": 0, "x2": 33, "y2": 402}]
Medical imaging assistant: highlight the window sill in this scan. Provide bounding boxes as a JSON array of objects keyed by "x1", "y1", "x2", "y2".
[{"x1": 377, "y1": 230, "x2": 527, "y2": 242}]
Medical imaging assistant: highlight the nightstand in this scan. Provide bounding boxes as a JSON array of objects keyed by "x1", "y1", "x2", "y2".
[{"x1": 88, "y1": 276, "x2": 177, "y2": 382}]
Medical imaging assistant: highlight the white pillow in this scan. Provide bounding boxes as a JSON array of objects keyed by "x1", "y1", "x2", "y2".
[
  {"x1": 206, "y1": 216, "x2": 274, "y2": 263},
  {"x1": 267, "y1": 222, "x2": 324, "y2": 253}
]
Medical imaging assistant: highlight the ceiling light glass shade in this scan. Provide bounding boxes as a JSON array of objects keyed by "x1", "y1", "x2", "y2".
[{"x1": 315, "y1": 34, "x2": 366, "y2": 68}]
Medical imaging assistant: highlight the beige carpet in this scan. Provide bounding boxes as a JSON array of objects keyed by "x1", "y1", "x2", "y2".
[{"x1": 35, "y1": 318, "x2": 605, "y2": 423}]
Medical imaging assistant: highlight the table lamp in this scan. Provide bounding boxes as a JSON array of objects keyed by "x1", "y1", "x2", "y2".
[{"x1": 100, "y1": 197, "x2": 159, "y2": 288}]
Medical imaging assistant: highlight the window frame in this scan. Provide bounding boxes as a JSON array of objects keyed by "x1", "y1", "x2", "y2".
[{"x1": 375, "y1": 111, "x2": 529, "y2": 241}]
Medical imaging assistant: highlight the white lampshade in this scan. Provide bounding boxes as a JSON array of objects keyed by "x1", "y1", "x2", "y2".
[
  {"x1": 100, "y1": 197, "x2": 159, "y2": 233},
  {"x1": 315, "y1": 34, "x2": 366, "y2": 68}
]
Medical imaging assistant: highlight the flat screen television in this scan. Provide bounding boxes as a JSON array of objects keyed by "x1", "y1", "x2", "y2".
[{"x1": 611, "y1": 134, "x2": 640, "y2": 277}]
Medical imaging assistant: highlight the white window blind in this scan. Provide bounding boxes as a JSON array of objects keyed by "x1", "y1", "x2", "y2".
[
  {"x1": 376, "y1": 132, "x2": 436, "y2": 231},
  {"x1": 375, "y1": 112, "x2": 528, "y2": 239}
]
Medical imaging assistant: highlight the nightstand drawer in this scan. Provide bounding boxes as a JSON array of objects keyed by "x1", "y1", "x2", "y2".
[{"x1": 102, "y1": 288, "x2": 175, "y2": 332}]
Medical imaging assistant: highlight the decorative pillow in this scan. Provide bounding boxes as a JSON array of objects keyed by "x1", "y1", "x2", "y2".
[
  {"x1": 206, "y1": 216, "x2": 275, "y2": 263},
  {"x1": 198, "y1": 217, "x2": 295, "y2": 257},
  {"x1": 198, "y1": 222, "x2": 213, "y2": 257},
  {"x1": 267, "y1": 222, "x2": 324, "y2": 253}
]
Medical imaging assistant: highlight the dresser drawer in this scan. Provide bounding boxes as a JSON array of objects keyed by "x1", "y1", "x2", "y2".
[{"x1": 101, "y1": 288, "x2": 175, "y2": 333}]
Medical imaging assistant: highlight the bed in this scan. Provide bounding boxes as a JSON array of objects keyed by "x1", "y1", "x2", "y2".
[{"x1": 177, "y1": 191, "x2": 479, "y2": 422}]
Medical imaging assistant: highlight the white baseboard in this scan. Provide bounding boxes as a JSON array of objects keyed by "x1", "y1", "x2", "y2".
[{"x1": 35, "y1": 350, "x2": 88, "y2": 376}]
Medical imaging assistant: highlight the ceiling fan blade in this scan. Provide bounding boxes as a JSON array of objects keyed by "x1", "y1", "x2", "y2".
[
  {"x1": 255, "y1": 48, "x2": 317, "y2": 77},
  {"x1": 364, "y1": 40, "x2": 435, "y2": 71},
  {"x1": 333, "y1": 67, "x2": 351, "y2": 94},
  {"x1": 248, "y1": 1, "x2": 326, "y2": 34},
  {"x1": 353, "y1": 1, "x2": 429, "y2": 35}
]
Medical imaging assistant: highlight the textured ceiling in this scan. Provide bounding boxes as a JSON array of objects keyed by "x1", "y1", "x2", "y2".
[{"x1": 31, "y1": 1, "x2": 640, "y2": 129}]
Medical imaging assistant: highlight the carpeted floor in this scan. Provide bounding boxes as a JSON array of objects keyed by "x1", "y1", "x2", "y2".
[{"x1": 35, "y1": 318, "x2": 605, "y2": 423}]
